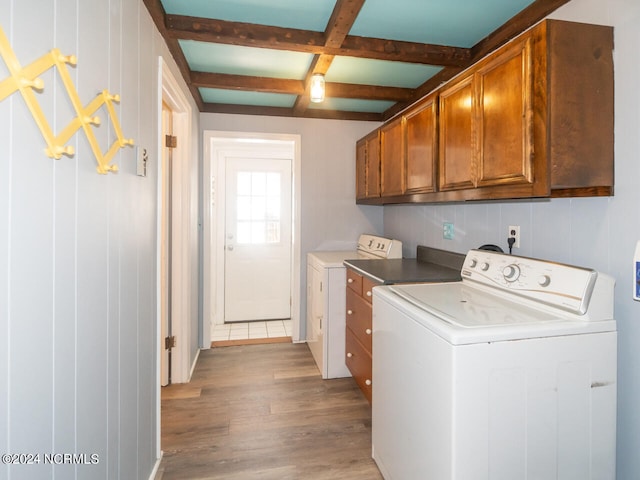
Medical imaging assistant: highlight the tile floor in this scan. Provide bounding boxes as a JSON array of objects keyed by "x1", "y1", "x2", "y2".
[{"x1": 211, "y1": 319, "x2": 293, "y2": 342}]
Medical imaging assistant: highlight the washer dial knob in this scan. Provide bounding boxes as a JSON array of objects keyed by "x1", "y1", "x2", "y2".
[{"x1": 503, "y1": 264, "x2": 521, "y2": 282}]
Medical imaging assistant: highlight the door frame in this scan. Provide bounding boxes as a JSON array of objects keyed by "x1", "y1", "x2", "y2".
[{"x1": 203, "y1": 131, "x2": 302, "y2": 342}]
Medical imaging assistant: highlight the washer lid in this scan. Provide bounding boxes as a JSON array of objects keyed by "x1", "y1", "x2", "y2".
[
  {"x1": 381, "y1": 283, "x2": 616, "y2": 344},
  {"x1": 308, "y1": 250, "x2": 359, "y2": 268}
]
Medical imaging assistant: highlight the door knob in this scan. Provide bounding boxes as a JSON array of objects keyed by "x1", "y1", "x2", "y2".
[{"x1": 227, "y1": 245, "x2": 234, "y2": 251}]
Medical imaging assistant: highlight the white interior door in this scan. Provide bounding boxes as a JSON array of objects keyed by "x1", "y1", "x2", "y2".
[{"x1": 224, "y1": 157, "x2": 292, "y2": 322}]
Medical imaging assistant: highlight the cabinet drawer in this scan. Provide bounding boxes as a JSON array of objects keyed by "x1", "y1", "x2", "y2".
[
  {"x1": 345, "y1": 328, "x2": 372, "y2": 404},
  {"x1": 346, "y1": 288, "x2": 372, "y2": 351},
  {"x1": 362, "y1": 277, "x2": 377, "y2": 304},
  {"x1": 346, "y1": 268, "x2": 363, "y2": 295}
]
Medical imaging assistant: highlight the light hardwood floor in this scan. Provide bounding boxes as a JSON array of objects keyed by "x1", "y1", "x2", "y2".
[{"x1": 156, "y1": 342, "x2": 383, "y2": 480}]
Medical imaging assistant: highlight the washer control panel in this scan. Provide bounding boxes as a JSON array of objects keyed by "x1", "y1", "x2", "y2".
[
  {"x1": 357, "y1": 234, "x2": 403, "y2": 259},
  {"x1": 461, "y1": 249, "x2": 598, "y2": 314}
]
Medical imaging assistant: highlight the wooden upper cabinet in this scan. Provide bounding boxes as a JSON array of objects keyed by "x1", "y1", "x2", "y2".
[
  {"x1": 355, "y1": 138, "x2": 367, "y2": 199},
  {"x1": 356, "y1": 19, "x2": 613, "y2": 204},
  {"x1": 405, "y1": 95, "x2": 437, "y2": 194},
  {"x1": 380, "y1": 117, "x2": 405, "y2": 197},
  {"x1": 438, "y1": 74, "x2": 475, "y2": 191},
  {"x1": 355, "y1": 130, "x2": 381, "y2": 200},
  {"x1": 475, "y1": 37, "x2": 534, "y2": 190},
  {"x1": 543, "y1": 20, "x2": 613, "y2": 195},
  {"x1": 365, "y1": 130, "x2": 381, "y2": 198}
]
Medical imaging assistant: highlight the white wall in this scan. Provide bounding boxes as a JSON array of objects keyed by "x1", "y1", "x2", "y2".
[
  {"x1": 0, "y1": 0, "x2": 199, "y2": 478},
  {"x1": 382, "y1": 0, "x2": 640, "y2": 477},
  {"x1": 200, "y1": 114, "x2": 384, "y2": 338}
]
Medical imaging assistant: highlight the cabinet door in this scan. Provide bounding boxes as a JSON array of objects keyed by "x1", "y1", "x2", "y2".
[
  {"x1": 405, "y1": 95, "x2": 437, "y2": 193},
  {"x1": 346, "y1": 289, "x2": 372, "y2": 352},
  {"x1": 355, "y1": 138, "x2": 367, "y2": 199},
  {"x1": 439, "y1": 75, "x2": 475, "y2": 191},
  {"x1": 380, "y1": 117, "x2": 405, "y2": 197},
  {"x1": 365, "y1": 130, "x2": 381, "y2": 198},
  {"x1": 475, "y1": 37, "x2": 534, "y2": 188}
]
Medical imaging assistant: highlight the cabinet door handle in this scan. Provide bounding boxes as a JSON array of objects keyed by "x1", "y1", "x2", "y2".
[
  {"x1": 365, "y1": 379, "x2": 372, "y2": 386},
  {"x1": 347, "y1": 278, "x2": 354, "y2": 284},
  {"x1": 347, "y1": 352, "x2": 353, "y2": 358},
  {"x1": 347, "y1": 309, "x2": 353, "y2": 315},
  {"x1": 365, "y1": 328, "x2": 372, "y2": 335},
  {"x1": 366, "y1": 291, "x2": 372, "y2": 297}
]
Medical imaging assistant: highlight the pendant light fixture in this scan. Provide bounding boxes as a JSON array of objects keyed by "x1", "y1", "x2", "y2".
[{"x1": 310, "y1": 73, "x2": 325, "y2": 103}]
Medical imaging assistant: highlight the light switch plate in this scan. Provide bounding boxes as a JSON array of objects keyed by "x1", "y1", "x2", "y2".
[{"x1": 136, "y1": 146, "x2": 148, "y2": 177}]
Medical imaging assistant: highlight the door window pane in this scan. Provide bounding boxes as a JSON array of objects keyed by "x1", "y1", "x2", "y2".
[{"x1": 236, "y1": 171, "x2": 281, "y2": 244}]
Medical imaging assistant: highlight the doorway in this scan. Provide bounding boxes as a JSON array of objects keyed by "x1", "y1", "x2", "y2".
[
  {"x1": 202, "y1": 132, "x2": 302, "y2": 342},
  {"x1": 224, "y1": 157, "x2": 292, "y2": 322}
]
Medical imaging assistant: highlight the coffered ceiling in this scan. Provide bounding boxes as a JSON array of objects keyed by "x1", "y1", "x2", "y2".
[{"x1": 143, "y1": 0, "x2": 570, "y2": 121}]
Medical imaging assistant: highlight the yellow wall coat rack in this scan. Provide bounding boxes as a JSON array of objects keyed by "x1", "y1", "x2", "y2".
[{"x1": 0, "y1": 26, "x2": 133, "y2": 174}]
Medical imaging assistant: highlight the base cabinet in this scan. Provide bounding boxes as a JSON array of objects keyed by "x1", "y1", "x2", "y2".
[{"x1": 345, "y1": 267, "x2": 378, "y2": 404}]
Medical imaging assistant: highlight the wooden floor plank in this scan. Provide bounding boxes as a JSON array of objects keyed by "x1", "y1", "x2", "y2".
[{"x1": 157, "y1": 343, "x2": 382, "y2": 480}]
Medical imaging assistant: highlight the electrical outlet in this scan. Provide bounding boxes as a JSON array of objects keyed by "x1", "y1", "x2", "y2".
[
  {"x1": 508, "y1": 225, "x2": 520, "y2": 249},
  {"x1": 443, "y1": 222, "x2": 454, "y2": 240}
]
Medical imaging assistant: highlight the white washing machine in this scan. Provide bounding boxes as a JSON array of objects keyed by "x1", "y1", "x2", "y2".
[
  {"x1": 306, "y1": 234, "x2": 402, "y2": 379},
  {"x1": 372, "y1": 249, "x2": 617, "y2": 480}
]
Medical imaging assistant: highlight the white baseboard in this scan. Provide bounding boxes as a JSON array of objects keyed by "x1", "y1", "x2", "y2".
[{"x1": 148, "y1": 451, "x2": 164, "y2": 480}]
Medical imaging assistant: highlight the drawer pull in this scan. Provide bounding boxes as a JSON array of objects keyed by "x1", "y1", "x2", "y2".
[
  {"x1": 365, "y1": 379, "x2": 372, "y2": 386},
  {"x1": 366, "y1": 291, "x2": 372, "y2": 297},
  {"x1": 347, "y1": 278, "x2": 354, "y2": 283},
  {"x1": 347, "y1": 309, "x2": 353, "y2": 315},
  {"x1": 365, "y1": 328, "x2": 372, "y2": 335},
  {"x1": 347, "y1": 352, "x2": 353, "y2": 358}
]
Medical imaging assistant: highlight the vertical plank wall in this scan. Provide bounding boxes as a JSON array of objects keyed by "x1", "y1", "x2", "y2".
[{"x1": 0, "y1": 0, "x2": 199, "y2": 478}]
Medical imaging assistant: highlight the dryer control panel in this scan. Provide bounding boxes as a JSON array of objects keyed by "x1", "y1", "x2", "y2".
[{"x1": 461, "y1": 249, "x2": 600, "y2": 315}]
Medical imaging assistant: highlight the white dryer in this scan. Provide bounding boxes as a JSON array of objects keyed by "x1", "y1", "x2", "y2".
[
  {"x1": 372, "y1": 249, "x2": 617, "y2": 480},
  {"x1": 306, "y1": 234, "x2": 402, "y2": 379}
]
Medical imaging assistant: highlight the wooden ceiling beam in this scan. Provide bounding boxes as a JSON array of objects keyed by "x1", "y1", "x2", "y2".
[
  {"x1": 191, "y1": 72, "x2": 306, "y2": 95},
  {"x1": 142, "y1": 0, "x2": 204, "y2": 110},
  {"x1": 192, "y1": 71, "x2": 414, "y2": 102},
  {"x1": 381, "y1": 0, "x2": 573, "y2": 120},
  {"x1": 166, "y1": 14, "x2": 471, "y2": 67},
  {"x1": 324, "y1": 0, "x2": 366, "y2": 48},
  {"x1": 295, "y1": 0, "x2": 365, "y2": 115},
  {"x1": 471, "y1": 0, "x2": 572, "y2": 61},
  {"x1": 202, "y1": 102, "x2": 382, "y2": 121}
]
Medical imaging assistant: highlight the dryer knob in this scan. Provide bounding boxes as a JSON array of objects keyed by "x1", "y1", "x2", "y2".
[
  {"x1": 469, "y1": 259, "x2": 478, "y2": 268},
  {"x1": 481, "y1": 262, "x2": 490, "y2": 271},
  {"x1": 538, "y1": 275, "x2": 551, "y2": 287}
]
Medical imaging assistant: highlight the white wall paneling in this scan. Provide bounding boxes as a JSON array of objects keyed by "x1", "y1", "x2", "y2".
[{"x1": 0, "y1": 0, "x2": 199, "y2": 478}]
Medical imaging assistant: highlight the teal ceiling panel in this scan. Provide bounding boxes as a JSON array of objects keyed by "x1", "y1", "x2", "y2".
[
  {"x1": 351, "y1": 0, "x2": 537, "y2": 47},
  {"x1": 180, "y1": 41, "x2": 314, "y2": 79},
  {"x1": 308, "y1": 98, "x2": 394, "y2": 114},
  {"x1": 327, "y1": 57, "x2": 443, "y2": 89},
  {"x1": 200, "y1": 88, "x2": 297, "y2": 108},
  {"x1": 161, "y1": 0, "x2": 335, "y2": 32}
]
